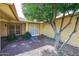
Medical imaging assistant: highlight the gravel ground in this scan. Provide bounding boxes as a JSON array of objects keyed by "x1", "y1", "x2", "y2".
[
  {"x1": 58, "y1": 43, "x2": 79, "y2": 56},
  {"x1": 0, "y1": 35, "x2": 79, "y2": 56}
]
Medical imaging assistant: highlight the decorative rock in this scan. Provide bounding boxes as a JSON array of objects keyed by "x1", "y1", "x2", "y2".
[
  {"x1": 29, "y1": 41, "x2": 32, "y2": 44},
  {"x1": 11, "y1": 44, "x2": 17, "y2": 48},
  {"x1": 21, "y1": 43, "x2": 26, "y2": 46}
]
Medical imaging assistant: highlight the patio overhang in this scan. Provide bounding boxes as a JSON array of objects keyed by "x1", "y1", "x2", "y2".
[{"x1": 0, "y1": 3, "x2": 19, "y2": 21}]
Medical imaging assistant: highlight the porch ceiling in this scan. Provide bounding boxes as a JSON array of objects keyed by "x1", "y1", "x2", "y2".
[
  {"x1": 0, "y1": 9, "x2": 15, "y2": 20},
  {"x1": 0, "y1": 3, "x2": 19, "y2": 21}
]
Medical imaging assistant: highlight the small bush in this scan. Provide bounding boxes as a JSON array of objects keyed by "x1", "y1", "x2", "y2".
[
  {"x1": 22, "y1": 32, "x2": 32, "y2": 40},
  {"x1": 7, "y1": 34, "x2": 17, "y2": 42}
]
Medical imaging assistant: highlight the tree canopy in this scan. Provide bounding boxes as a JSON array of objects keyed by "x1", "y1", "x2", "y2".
[{"x1": 22, "y1": 3, "x2": 79, "y2": 22}]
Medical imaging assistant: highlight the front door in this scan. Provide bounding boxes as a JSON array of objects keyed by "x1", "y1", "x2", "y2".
[{"x1": 29, "y1": 24, "x2": 39, "y2": 36}]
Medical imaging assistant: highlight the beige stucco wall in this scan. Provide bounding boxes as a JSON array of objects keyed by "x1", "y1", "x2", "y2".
[
  {"x1": 1, "y1": 22, "x2": 8, "y2": 36},
  {"x1": 42, "y1": 23, "x2": 55, "y2": 38},
  {"x1": 39, "y1": 23, "x2": 44, "y2": 35},
  {"x1": 26, "y1": 22, "x2": 29, "y2": 32},
  {"x1": 21, "y1": 23, "x2": 26, "y2": 35}
]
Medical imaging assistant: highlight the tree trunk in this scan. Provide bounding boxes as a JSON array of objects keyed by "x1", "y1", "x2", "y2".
[
  {"x1": 54, "y1": 33, "x2": 61, "y2": 49},
  {"x1": 50, "y1": 21, "x2": 61, "y2": 49}
]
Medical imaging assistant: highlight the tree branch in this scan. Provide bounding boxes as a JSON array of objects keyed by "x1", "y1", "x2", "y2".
[
  {"x1": 74, "y1": 17, "x2": 79, "y2": 31},
  {"x1": 50, "y1": 4, "x2": 58, "y2": 34},
  {"x1": 67, "y1": 10, "x2": 71, "y2": 16},
  {"x1": 59, "y1": 12, "x2": 65, "y2": 33},
  {"x1": 53, "y1": 11, "x2": 57, "y2": 33},
  {"x1": 59, "y1": 16, "x2": 79, "y2": 51},
  {"x1": 50, "y1": 21, "x2": 57, "y2": 33},
  {"x1": 60, "y1": 10, "x2": 76, "y2": 32}
]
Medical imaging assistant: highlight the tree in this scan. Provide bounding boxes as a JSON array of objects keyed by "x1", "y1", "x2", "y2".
[
  {"x1": 22, "y1": 3, "x2": 79, "y2": 50},
  {"x1": 59, "y1": 16, "x2": 79, "y2": 51},
  {"x1": 58, "y1": 4, "x2": 79, "y2": 50}
]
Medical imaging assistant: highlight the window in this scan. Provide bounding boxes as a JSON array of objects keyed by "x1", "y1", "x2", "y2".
[{"x1": 9, "y1": 24, "x2": 21, "y2": 35}]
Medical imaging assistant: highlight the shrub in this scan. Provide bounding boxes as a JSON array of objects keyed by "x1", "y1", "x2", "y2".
[
  {"x1": 22, "y1": 32, "x2": 32, "y2": 40},
  {"x1": 6, "y1": 34, "x2": 17, "y2": 42}
]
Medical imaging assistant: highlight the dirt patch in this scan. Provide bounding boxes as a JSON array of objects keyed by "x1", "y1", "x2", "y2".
[{"x1": 0, "y1": 35, "x2": 79, "y2": 56}]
